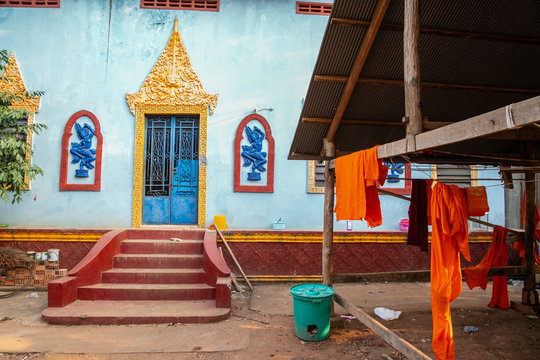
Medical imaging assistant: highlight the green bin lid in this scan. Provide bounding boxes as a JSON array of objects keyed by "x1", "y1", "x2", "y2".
[{"x1": 290, "y1": 284, "x2": 335, "y2": 299}]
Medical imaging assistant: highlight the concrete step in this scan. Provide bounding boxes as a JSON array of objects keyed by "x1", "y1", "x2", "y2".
[
  {"x1": 101, "y1": 268, "x2": 207, "y2": 284},
  {"x1": 120, "y1": 239, "x2": 203, "y2": 255},
  {"x1": 78, "y1": 283, "x2": 215, "y2": 301},
  {"x1": 42, "y1": 300, "x2": 230, "y2": 325},
  {"x1": 113, "y1": 254, "x2": 203, "y2": 269}
]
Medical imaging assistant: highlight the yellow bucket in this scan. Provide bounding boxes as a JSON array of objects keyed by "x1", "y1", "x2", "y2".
[{"x1": 212, "y1": 215, "x2": 227, "y2": 230}]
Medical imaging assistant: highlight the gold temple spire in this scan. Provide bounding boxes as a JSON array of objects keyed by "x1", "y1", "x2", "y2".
[{"x1": 126, "y1": 19, "x2": 218, "y2": 115}]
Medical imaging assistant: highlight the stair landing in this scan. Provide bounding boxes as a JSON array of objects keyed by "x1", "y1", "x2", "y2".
[{"x1": 42, "y1": 299, "x2": 230, "y2": 325}]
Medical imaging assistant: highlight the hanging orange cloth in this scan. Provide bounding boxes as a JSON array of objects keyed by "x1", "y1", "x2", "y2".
[
  {"x1": 334, "y1": 146, "x2": 387, "y2": 228},
  {"x1": 463, "y1": 226, "x2": 509, "y2": 309},
  {"x1": 430, "y1": 183, "x2": 470, "y2": 360},
  {"x1": 465, "y1": 186, "x2": 489, "y2": 217}
]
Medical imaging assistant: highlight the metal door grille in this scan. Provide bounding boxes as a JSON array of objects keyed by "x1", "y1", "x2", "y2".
[
  {"x1": 173, "y1": 117, "x2": 199, "y2": 196},
  {"x1": 144, "y1": 116, "x2": 172, "y2": 196}
]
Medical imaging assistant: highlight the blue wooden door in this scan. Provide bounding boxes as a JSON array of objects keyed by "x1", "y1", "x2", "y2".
[{"x1": 142, "y1": 115, "x2": 199, "y2": 225}]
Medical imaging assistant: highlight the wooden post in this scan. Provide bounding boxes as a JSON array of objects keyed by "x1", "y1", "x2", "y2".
[
  {"x1": 322, "y1": 139, "x2": 335, "y2": 289},
  {"x1": 403, "y1": 0, "x2": 423, "y2": 152},
  {"x1": 522, "y1": 171, "x2": 539, "y2": 305}
]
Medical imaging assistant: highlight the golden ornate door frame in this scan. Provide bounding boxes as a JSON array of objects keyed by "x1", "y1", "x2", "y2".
[{"x1": 126, "y1": 19, "x2": 218, "y2": 228}]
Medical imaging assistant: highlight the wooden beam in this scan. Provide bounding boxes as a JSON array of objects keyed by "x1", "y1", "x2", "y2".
[
  {"x1": 330, "y1": 18, "x2": 540, "y2": 45},
  {"x1": 303, "y1": 117, "x2": 404, "y2": 127},
  {"x1": 322, "y1": 0, "x2": 391, "y2": 151},
  {"x1": 404, "y1": 0, "x2": 423, "y2": 152},
  {"x1": 334, "y1": 293, "x2": 432, "y2": 360},
  {"x1": 288, "y1": 152, "x2": 333, "y2": 161},
  {"x1": 314, "y1": 75, "x2": 540, "y2": 95},
  {"x1": 322, "y1": 139, "x2": 335, "y2": 290},
  {"x1": 377, "y1": 95, "x2": 540, "y2": 159}
]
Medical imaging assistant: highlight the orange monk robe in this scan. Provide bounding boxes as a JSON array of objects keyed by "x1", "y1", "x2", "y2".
[
  {"x1": 334, "y1": 146, "x2": 387, "y2": 228},
  {"x1": 463, "y1": 226, "x2": 509, "y2": 309},
  {"x1": 430, "y1": 183, "x2": 471, "y2": 360}
]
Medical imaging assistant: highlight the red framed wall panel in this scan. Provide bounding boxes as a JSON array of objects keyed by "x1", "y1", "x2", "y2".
[
  {"x1": 234, "y1": 113, "x2": 274, "y2": 193},
  {"x1": 59, "y1": 110, "x2": 103, "y2": 191}
]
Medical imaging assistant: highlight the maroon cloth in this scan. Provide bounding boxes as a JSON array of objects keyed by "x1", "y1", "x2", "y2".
[{"x1": 407, "y1": 179, "x2": 429, "y2": 252}]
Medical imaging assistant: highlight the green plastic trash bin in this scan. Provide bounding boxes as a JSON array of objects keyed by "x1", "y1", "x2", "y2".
[{"x1": 290, "y1": 284, "x2": 335, "y2": 341}]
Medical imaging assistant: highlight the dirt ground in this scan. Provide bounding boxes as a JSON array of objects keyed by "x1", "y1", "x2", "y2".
[{"x1": 0, "y1": 281, "x2": 538, "y2": 360}]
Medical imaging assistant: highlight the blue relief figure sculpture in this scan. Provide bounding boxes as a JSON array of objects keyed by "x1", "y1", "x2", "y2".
[
  {"x1": 70, "y1": 122, "x2": 96, "y2": 177},
  {"x1": 241, "y1": 125, "x2": 267, "y2": 181},
  {"x1": 383, "y1": 162, "x2": 405, "y2": 183}
]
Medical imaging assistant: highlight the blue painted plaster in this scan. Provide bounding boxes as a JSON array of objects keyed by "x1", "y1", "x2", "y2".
[{"x1": 0, "y1": 0, "x2": 506, "y2": 230}]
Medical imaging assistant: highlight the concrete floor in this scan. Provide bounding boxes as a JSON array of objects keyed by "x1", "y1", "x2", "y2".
[{"x1": 0, "y1": 281, "x2": 537, "y2": 360}]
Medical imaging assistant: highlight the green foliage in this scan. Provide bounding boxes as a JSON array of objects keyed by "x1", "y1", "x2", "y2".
[{"x1": 0, "y1": 49, "x2": 47, "y2": 204}]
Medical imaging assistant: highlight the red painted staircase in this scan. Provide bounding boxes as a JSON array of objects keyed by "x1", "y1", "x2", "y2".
[{"x1": 42, "y1": 229, "x2": 231, "y2": 325}]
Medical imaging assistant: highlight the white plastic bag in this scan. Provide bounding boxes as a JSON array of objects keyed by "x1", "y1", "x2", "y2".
[{"x1": 374, "y1": 307, "x2": 401, "y2": 321}]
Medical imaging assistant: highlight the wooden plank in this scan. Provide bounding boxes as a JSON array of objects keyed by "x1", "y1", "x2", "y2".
[
  {"x1": 330, "y1": 18, "x2": 540, "y2": 45},
  {"x1": 322, "y1": 139, "x2": 335, "y2": 288},
  {"x1": 215, "y1": 226, "x2": 254, "y2": 291},
  {"x1": 322, "y1": 0, "x2": 391, "y2": 148},
  {"x1": 314, "y1": 75, "x2": 540, "y2": 95},
  {"x1": 303, "y1": 117, "x2": 404, "y2": 127},
  {"x1": 334, "y1": 293, "x2": 432, "y2": 360},
  {"x1": 404, "y1": 0, "x2": 423, "y2": 152},
  {"x1": 378, "y1": 95, "x2": 540, "y2": 159},
  {"x1": 510, "y1": 300, "x2": 540, "y2": 315}
]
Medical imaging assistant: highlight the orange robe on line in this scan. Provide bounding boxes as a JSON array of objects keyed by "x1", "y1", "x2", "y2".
[
  {"x1": 463, "y1": 226, "x2": 509, "y2": 309},
  {"x1": 334, "y1": 146, "x2": 387, "y2": 228},
  {"x1": 430, "y1": 183, "x2": 471, "y2": 360}
]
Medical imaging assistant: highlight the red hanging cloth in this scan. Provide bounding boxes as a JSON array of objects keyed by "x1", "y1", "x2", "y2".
[{"x1": 463, "y1": 226, "x2": 509, "y2": 309}]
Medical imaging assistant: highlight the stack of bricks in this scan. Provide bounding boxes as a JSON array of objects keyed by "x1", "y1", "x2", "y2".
[{"x1": 0, "y1": 261, "x2": 68, "y2": 287}]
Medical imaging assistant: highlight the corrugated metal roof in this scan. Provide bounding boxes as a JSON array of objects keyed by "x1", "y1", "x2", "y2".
[{"x1": 289, "y1": 0, "x2": 540, "y2": 164}]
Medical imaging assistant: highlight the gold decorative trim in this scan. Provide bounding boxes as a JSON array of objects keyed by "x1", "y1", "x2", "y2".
[
  {"x1": 220, "y1": 232, "x2": 492, "y2": 243},
  {"x1": 307, "y1": 160, "x2": 324, "y2": 194},
  {"x1": 0, "y1": 232, "x2": 104, "y2": 243},
  {"x1": 131, "y1": 104, "x2": 208, "y2": 228},
  {"x1": 471, "y1": 165, "x2": 479, "y2": 187},
  {"x1": 0, "y1": 52, "x2": 40, "y2": 113},
  {"x1": 244, "y1": 275, "x2": 323, "y2": 283},
  {"x1": 0, "y1": 52, "x2": 41, "y2": 189},
  {"x1": 127, "y1": 19, "x2": 216, "y2": 228},
  {"x1": 126, "y1": 19, "x2": 218, "y2": 116}
]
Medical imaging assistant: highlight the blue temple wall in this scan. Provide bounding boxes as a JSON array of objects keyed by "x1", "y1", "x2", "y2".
[{"x1": 0, "y1": 0, "x2": 505, "y2": 230}]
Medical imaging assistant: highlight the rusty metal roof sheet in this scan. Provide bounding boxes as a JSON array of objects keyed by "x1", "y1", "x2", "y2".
[{"x1": 289, "y1": 0, "x2": 540, "y2": 164}]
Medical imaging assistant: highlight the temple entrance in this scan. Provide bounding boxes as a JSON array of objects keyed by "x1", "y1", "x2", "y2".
[{"x1": 142, "y1": 114, "x2": 199, "y2": 225}]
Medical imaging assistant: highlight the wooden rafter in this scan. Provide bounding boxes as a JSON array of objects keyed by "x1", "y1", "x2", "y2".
[
  {"x1": 314, "y1": 75, "x2": 540, "y2": 95},
  {"x1": 320, "y1": 0, "x2": 391, "y2": 153},
  {"x1": 330, "y1": 18, "x2": 540, "y2": 45},
  {"x1": 303, "y1": 117, "x2": 451, "y2": 130},
  {"x1": 376, "y1": 95, "x2": 540, "y2": 159}
]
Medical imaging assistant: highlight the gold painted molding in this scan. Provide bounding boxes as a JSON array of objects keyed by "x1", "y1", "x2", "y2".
[
  {"x1": 0, "y1": 52, "x2": 41, "y2": 188},
  {"x1": 0, "y1": 52, "x2": 40, "y2": 113},
  {"x1": 0, "y1": 232, "x2": 104, "y2": 243},
  {"x1": 131, "y1": 104, "x2": 208, "y2": 228},
  {"x1": 126, "y1": 19, "x2": 218, "y2": 116},
  {"x1": 220, "y1": 232, "x2": 492, "y2": 243},
  {"x1": 307, "y1": 160, "x2": 324, "y2": 194},
  {"x1": 127, "y1": 19, "x2": 216, "y2": 228}
]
